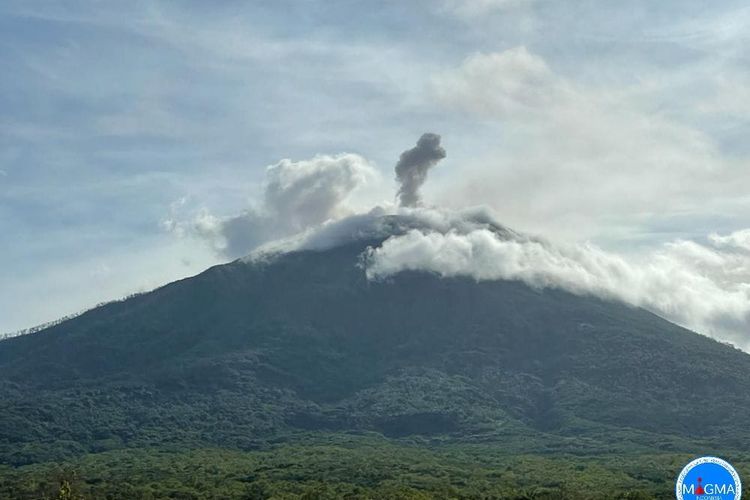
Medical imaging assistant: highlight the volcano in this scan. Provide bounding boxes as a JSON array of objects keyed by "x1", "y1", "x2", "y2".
[{"x1": 1, "y1": 215, "x2": 750, "y2": 497}]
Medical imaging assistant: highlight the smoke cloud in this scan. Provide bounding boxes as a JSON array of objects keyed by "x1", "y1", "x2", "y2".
[{"x1": 395, "y1": 133, "x2": 446, "y2": 207}]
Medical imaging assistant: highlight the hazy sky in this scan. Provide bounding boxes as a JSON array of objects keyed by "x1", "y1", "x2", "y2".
[{"x1": 1, "y1": 0, "x2": 749, "y2": 335}]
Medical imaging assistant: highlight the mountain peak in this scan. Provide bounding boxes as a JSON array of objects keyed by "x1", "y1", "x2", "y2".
[{"x1": 248, "y1": 206, "x2": 519, "y2": 260}]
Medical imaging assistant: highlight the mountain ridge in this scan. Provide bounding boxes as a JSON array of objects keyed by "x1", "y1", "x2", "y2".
[{"x1": 2, "y1": 218, "x2": 750, "y2": 471}]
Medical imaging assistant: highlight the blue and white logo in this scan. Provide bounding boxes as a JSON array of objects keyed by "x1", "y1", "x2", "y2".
[{"x1": 676, "y1": 456, "x2": 741, "y2": 500}]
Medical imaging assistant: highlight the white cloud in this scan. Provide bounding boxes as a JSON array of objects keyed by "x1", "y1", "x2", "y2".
[
  {"x1": 167, "y1": 153, "x2": 380, "y2": 259},
  {"x1": 364, "y1": 215, "x2": 750, "y2": 350},
  {"x1": 710, "y1": 229, "x2": 750, "y2": 252},
  {"x1": 249, "y1": 204, "x2": 516, "y2": 258}
]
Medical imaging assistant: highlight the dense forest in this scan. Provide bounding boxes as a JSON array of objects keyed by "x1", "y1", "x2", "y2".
[{"x1": 5, "y1": 435, "x2": 744, "y2": 499}]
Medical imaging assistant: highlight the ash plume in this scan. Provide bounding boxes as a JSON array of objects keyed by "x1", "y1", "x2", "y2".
[{"x1": 395, "y1": 133, "x2": 446, "y2": 207}]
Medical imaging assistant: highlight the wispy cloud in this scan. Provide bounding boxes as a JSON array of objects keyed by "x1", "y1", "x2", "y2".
[{"x1": 431, "y1": 46, "x2": 750, "y2": 241}]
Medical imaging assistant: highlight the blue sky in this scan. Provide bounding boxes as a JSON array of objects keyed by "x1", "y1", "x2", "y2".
[{"x1": 2, "y1": 0, "x2": 750, "y2": 336}]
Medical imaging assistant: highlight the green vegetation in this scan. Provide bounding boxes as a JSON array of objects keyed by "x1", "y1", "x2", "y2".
[{"x1": 4, "y1": 435, "x2": 742, "y2": 499}]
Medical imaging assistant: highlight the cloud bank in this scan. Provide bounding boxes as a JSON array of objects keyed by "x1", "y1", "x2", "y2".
[
  {"x1": 248, "y1": 205, "x2": 517, "y2": 258},
  {"x1": 364, "y1": 222, "x2": 750, "y2": 350}
]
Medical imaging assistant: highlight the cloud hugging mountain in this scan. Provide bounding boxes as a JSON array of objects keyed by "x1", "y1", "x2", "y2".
[{"x1": 159, "y1": 134, "x2": 750, "y2": 351}]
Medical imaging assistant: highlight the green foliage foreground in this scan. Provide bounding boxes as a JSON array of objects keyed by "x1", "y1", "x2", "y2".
[{"x1": 2, "y1": 434, "x2": 747, "y2": 500}]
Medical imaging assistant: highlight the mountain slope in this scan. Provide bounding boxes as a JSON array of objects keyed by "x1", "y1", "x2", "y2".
[{"x1": 1, "y1": 228, "x2": 750, "y2": 467}]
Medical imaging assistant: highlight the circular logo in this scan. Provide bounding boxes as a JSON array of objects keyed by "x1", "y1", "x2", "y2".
[{"x1": 676, "y1": 456, "x2": 741, "y2": 500}]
